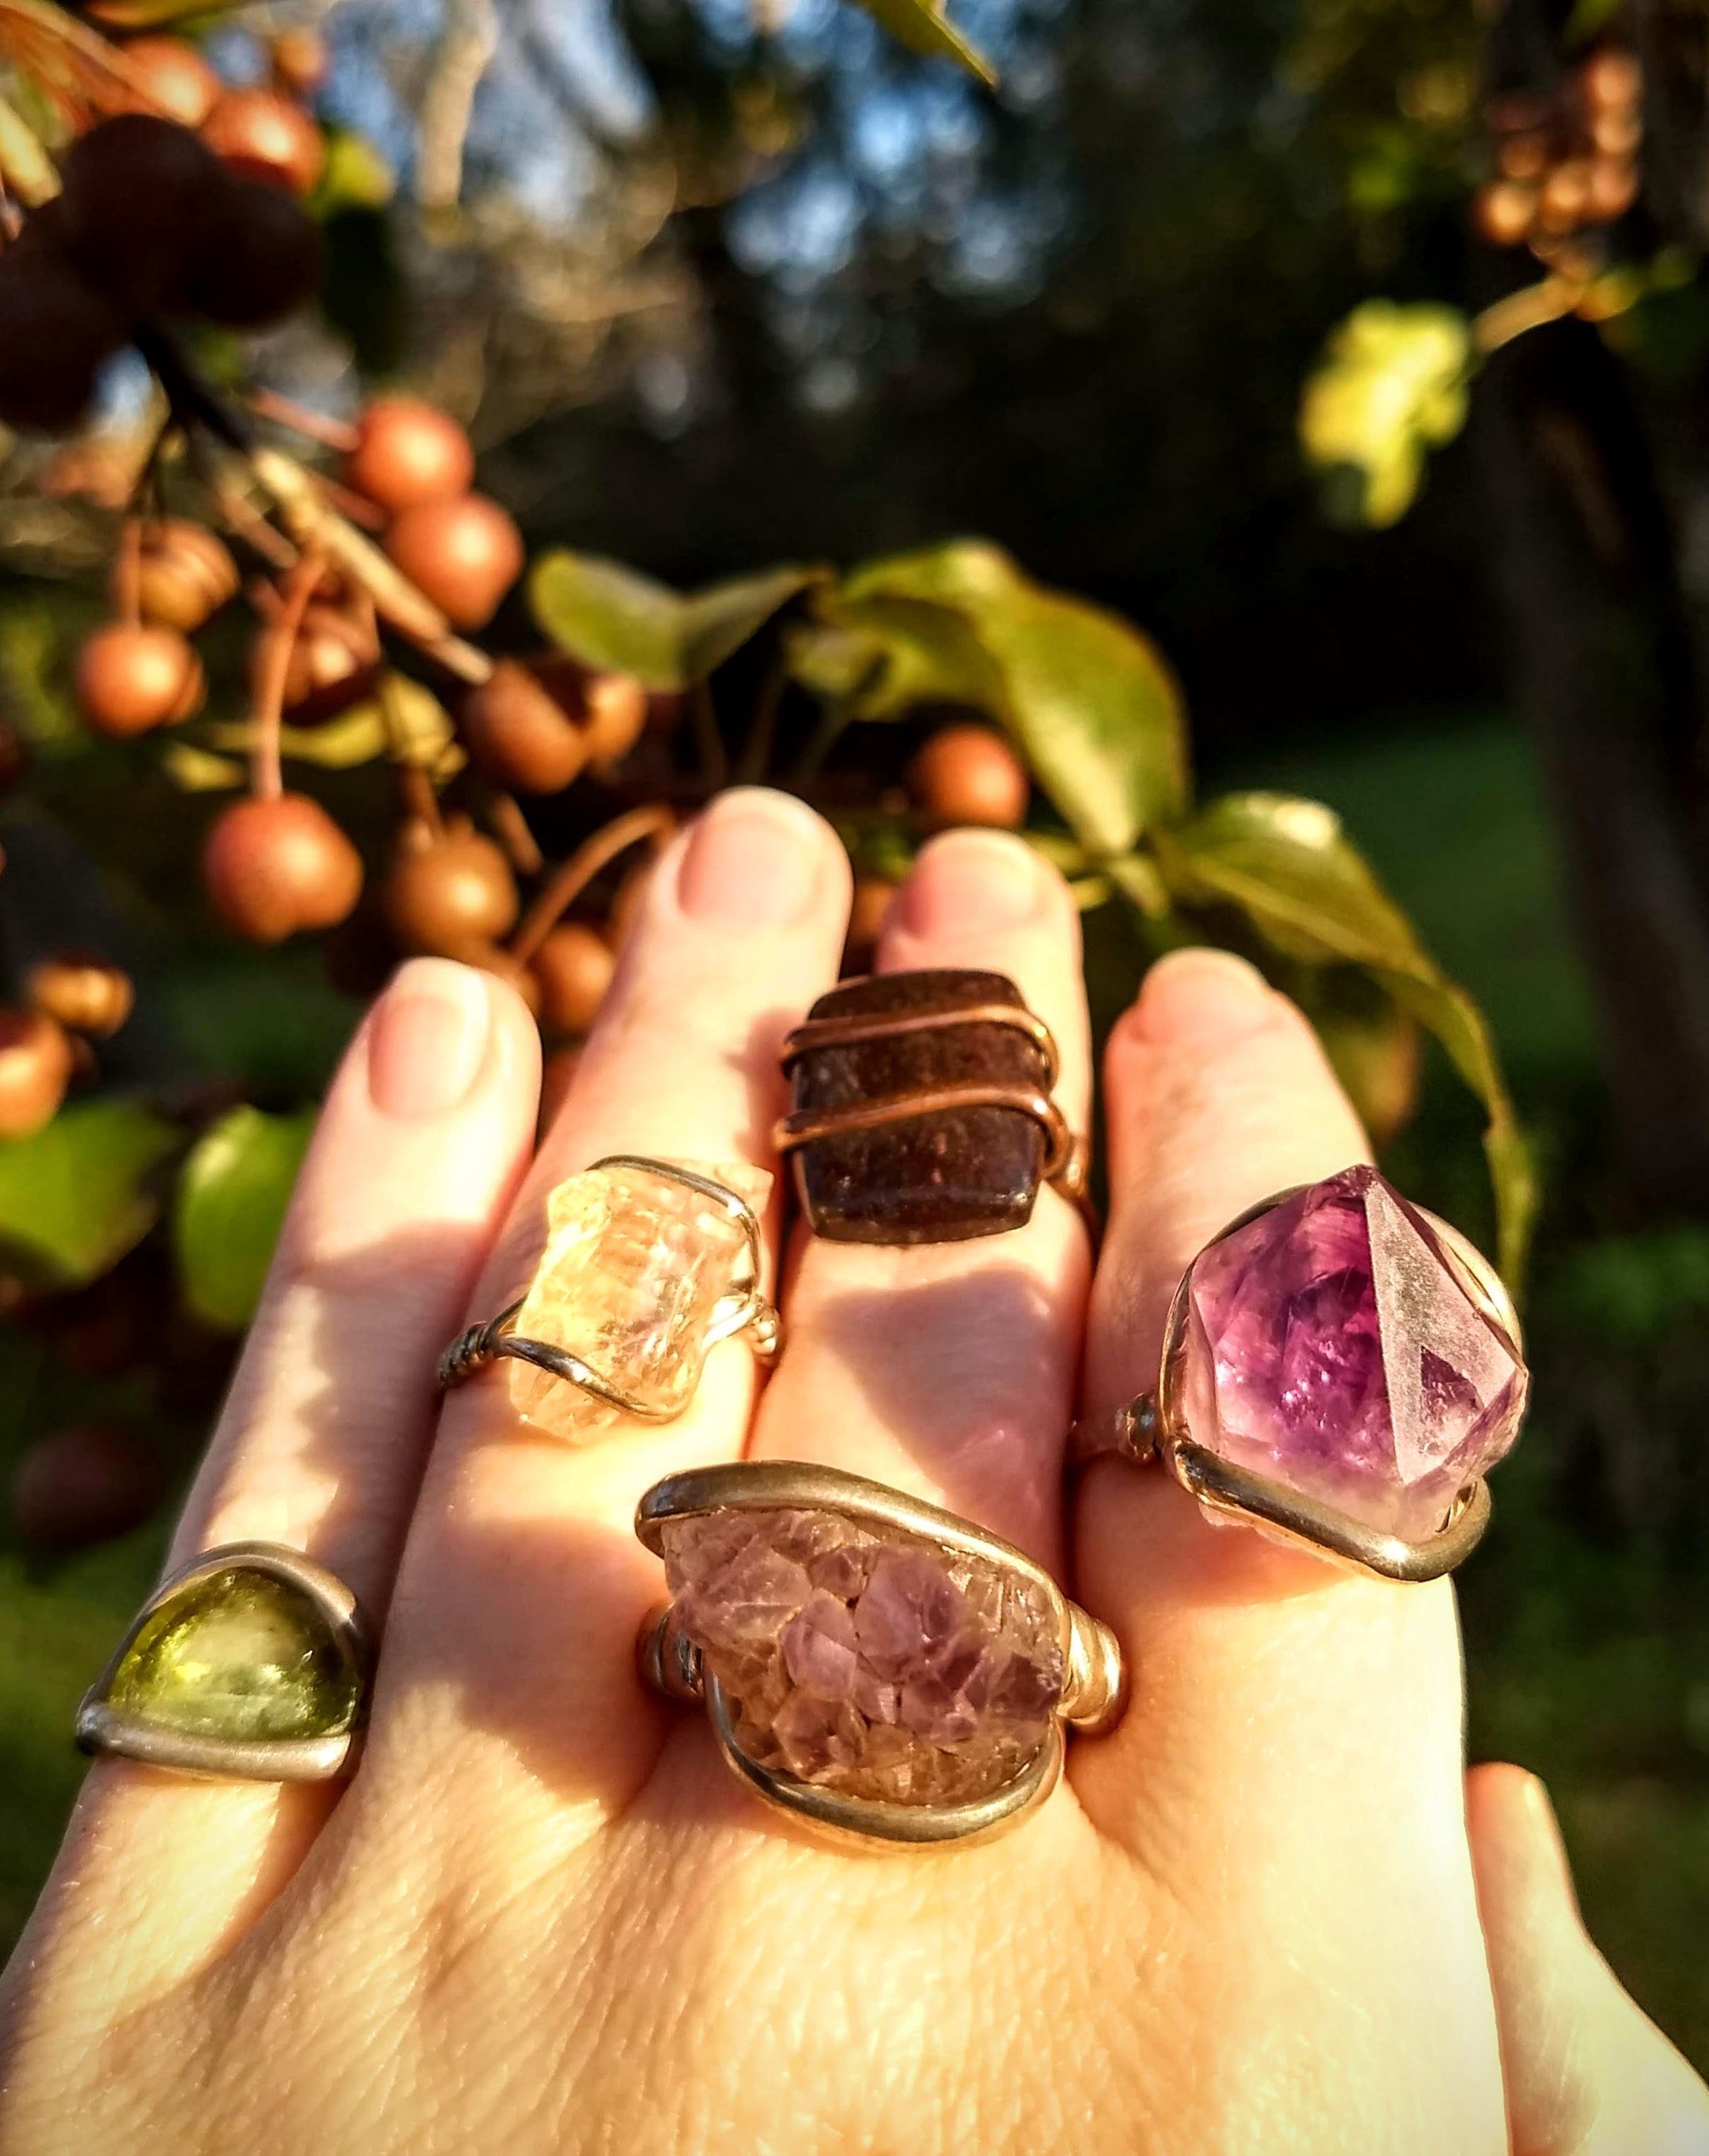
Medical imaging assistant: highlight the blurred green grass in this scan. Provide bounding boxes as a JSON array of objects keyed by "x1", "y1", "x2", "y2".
[{"x1": 4, "y1": 709, "x2": 1709, "y2": 2076}]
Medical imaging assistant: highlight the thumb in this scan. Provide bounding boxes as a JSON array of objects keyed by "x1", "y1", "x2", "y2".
[{"x1": 1467, "y1": 1762, "x2": 1709, "y2": 2156}]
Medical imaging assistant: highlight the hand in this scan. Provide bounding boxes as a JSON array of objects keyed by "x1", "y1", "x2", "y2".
[{"x1": 2, "y1": 791, "x2": 1703, "y2": 2155}]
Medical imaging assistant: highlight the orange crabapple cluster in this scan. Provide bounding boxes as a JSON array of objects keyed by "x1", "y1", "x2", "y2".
[{"x1": 1473, "y1": 46, "x2": 1644, "y2": 259}]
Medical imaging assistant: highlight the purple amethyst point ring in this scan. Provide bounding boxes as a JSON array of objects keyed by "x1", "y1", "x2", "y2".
[
  {"x1": 1072, "y1": 1165, "x2": 1527, "y2": 1584},
  {"x1": 636, "y1": 1459, "x2": 1124, "y2": 1849}
]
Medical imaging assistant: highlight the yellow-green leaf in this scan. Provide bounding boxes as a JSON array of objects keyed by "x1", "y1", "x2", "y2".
[
  {"x1": 828, "y1": 541, "x2": 1189, "y2": 855},
  {"x1": 530, "y1": 553, "x2": 822, "y2": 690},
  {"x1": 162, "y1": 741, "x2": 245, "y2": 791},
  {"x1": 1299, "y1": 301, "x2": 1471, "y2": 528},
  {"x1": 0, "y1": 1100, "x2": 178, "y2": 1290},
  {"x1": 1151, "y1": 790, "x2": 1535, "y2": 1283},
  {"x1": 173, "y1": 1105, "x2": 316, "y2": 1331},
  {"x1": 852, "y1": 0, "x2": 995, "y2": 83}
]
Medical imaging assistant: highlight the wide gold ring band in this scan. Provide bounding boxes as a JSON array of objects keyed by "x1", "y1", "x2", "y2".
[{"x1": 636, "y1": 1460, "x2": 1124, "y2": 1849}]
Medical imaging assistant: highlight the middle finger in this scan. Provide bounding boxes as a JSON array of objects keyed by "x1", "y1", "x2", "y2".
[{"x1": 751, "y1": 828, "x2": 1093, "y2": 1571}]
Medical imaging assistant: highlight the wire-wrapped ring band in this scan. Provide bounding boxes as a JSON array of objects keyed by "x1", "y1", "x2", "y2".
[
  {"x1": 437, "y1": 1155, "x2": 781, "y2": 1419},
  {"x1": 775, "y1": 996, "x2": 1089, "y2": 1213}
]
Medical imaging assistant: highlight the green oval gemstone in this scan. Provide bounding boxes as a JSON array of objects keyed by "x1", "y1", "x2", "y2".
[{"x1": 105, "y1": 1566, "x2": 360, "y2": 1743}]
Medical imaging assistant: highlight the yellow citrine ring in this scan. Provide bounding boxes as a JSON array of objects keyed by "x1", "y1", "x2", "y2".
[{"x1": 439, "y1": 1155, "x2": 781, "y2": 1443}]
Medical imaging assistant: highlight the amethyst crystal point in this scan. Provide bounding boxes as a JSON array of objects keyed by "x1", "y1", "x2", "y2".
[
  {"x1": 788, "y1": 969, "x2": 1050, "y2": 1245},
  {"x1": 1181, "y1": 1165, "x2": 1525, "y2": 1544},
  {"x1": 660, "y1": 1506, "x2": 1065, "y2": 1804}
]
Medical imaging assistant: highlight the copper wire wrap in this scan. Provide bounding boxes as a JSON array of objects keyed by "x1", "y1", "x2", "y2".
[{"x1": 774, "y1": 1001, "x2": 1089, "y2": 1208}]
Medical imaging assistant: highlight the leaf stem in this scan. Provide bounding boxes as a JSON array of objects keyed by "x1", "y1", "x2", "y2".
[
  {"x1": 735, "y1": 657, "x2": 788, "y2": 786},
  {"x1": 790, "y1": 692, "x2": 854, "y2": 781},
  {"x1": 508, "y1": 803, "x2": 674, "y2": 965},
  {"x1": 692, "y1": 678, "x2": 728, "y2": 789}
]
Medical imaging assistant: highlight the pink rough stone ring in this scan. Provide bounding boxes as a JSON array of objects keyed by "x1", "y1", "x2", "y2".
[
  {"x1": 1072, "y1": 1165, "x2": 1529, "y2": 1583},
  {"x1": 636, "y1": 1461, "x2": 1125, "y2": 1848}
]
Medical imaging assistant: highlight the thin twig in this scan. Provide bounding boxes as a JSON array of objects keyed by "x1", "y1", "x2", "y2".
[
  {"x1": 1470, "y1": 275, "x2": 1584, "y2": 355},
  {"x1": 250, "y1": 447, "x2": 493, "y2": 684},
  {"x1": 251, "y1": 553, "x2": 323, "y2": 802},
  {"x1": 249, "y1": 388, "x2": 360, "y2": 455},
  {"x1": 509, "y1": 803, "x2": 674, "y2": 965},
  {"x1": 488, "y1": 792, "x2": 543, "y2": 877},
  {"x1": 113, "y1": 517, "x2": 140, "y2": 630}
]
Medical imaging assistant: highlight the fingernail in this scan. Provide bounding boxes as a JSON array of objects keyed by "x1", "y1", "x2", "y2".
[
  {"x1": 899, "y1": 831, "x2": 1044, "y2": 939},
  {"x1": 367, "y1": 959, "x2": 491, "y2": 1118},
  {"x1": 1137, "y1": 948, "x2": 1274, "y2": 1043},
  {"x1": 679, "y1": 788, "x2": 823, "y2": 926}
]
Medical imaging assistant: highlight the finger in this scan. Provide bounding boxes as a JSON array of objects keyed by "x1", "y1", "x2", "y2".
[
  {"x1": 751, "y1": 828, "x2": 1092, "y2": 1570},
  {"x1": 1468, "y1": 1762, "x2": 1709, "y2": 2155},
  {"x1": 8, "y1": 959, "x2": 539, "y2": 2009},
  {"x1": 1072, "y1": 949, "x2": 1510, "y2": 2145},
  {"x1": 364, "y1": 790, "x2": 850, "y2": 1818}
]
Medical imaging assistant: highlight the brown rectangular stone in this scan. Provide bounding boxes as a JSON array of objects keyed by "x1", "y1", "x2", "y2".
[{"x1": 785, "y1": 968, "x2": 1050, "y2": 1244}]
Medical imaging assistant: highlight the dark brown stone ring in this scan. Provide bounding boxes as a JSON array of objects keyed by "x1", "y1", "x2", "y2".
[{"x1": 775, "y1": 967, "x2": 1089, "y2": 1245}]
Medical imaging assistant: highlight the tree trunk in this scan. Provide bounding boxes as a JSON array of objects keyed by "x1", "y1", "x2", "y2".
[{"x1": 1474, "y1": 314, "x2": 1709, "y2": 1207}]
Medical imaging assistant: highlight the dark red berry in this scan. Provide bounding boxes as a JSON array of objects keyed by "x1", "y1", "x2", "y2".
[
  {"x1": 169, "y1": 176, "x2": 323, "y2": 330},
  {"x1": 0, "y1": 246, "x2": 125, "y2": 434},
  {"x1": 58, "y1": 114, "x2": 226, "y2": 316},
  {"x1": 11, "y1": 1423, "x2": 165, "y2": 1548}
]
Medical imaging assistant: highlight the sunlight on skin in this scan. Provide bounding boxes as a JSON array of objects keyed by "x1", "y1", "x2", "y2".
[{"x1": 2, "y1": 797, "x2": 1705, "y2": 2156}]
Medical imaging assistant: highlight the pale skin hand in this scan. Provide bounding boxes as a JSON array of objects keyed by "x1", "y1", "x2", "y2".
[{"x1": 1, "y1": 792, "x2": 1704, "y2": 2156}]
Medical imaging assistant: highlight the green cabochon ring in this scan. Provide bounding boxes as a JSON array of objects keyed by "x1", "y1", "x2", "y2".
[{"x1": 75, "y1": 1542, "x2": 371, "y2": 1781}]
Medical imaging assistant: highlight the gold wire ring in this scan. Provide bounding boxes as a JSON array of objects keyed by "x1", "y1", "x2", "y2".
[
  {"x1": 437, "y1": 1155, "x2": 782, "y2": 1420},
  {"x1": 636, "y1": 1459, "x2": 1124, "y2": 1850},
  {"x1": 1070, "y1": 1181, "x2": 1526, "y2": 1583}
]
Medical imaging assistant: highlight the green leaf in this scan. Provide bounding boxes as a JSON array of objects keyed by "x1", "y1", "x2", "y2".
[
  {"x1": 202, "y1": 676, "x2": 459, "y2": 776},
  {"x1": 0, "y1": 1100, "x2": 179, "y2": 1290},
  {"x1": 825, "y1": 541, "x2": 1189, "y2": 855},
  {"x1": 530, "y1": 554, "x2": 822, "y2": 691},
  {"x1": 1151, "y1": 790, "x2": 1536, "y2": 1283},
  {"x1": 172, "y1": 1105, "x2": 316, "y2": 1332},
  {"x1": 851, "y1": 0, "x2": 996, "y2": 83}
]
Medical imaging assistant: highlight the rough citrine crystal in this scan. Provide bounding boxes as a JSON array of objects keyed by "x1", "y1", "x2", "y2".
[
  {"x1": 662, "y1": 1506, "x2": 1063, "y2": 1804},
  {"x1": 1179, "y1": 1165, "x2": 1525, "y2": 1543},
  {"x1": 507, "y1": 1158, "x2": 770, "y2": 1442},
  {"x1": 104, "y1": 1567, "x2": 361, "y2": 1743}
]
